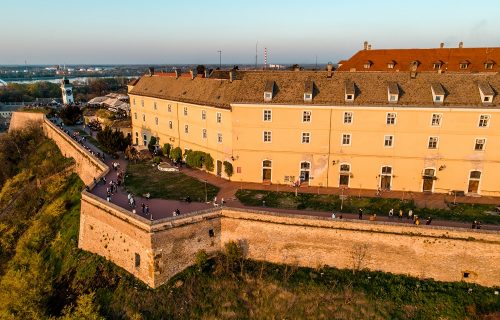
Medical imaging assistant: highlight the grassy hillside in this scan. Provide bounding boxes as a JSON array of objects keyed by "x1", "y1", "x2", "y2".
[{"x1": 0, "y1": 126, "x2": 498, "y2": 319}]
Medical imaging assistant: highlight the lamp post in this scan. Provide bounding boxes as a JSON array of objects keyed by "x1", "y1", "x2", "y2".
[{"x1": 204, "y1": 180, "x2": 208, "y2": 203}]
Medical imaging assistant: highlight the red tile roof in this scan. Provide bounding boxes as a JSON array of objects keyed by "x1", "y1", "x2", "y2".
[{"x1": 337, "y1": 47, "x2": 500, "y2": 73}]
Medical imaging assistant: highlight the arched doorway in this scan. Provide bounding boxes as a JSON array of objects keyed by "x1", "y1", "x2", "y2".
[
  {"x1": 339, "y1": 163, "x2": 350, "y2": 187},
  {"x1": 422, "y1": 168, "x2": 436, "y2": 192},
  {"x1": 467, "y1": 170, "x2": 481, "y2": 194},
  {"x1": 262, "y1": 160, "x2": 272, "y2": 183},
  {"x1": 299, "y1": 161, "x2": 311, "y2": 184},
  {"x1": 380, "y1": 166, "x2": 392, "y2": 190}
]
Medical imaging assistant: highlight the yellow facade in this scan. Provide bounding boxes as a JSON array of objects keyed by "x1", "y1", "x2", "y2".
[{"x1": 129, "y1": 90, "x2": 500, "y2": 196}]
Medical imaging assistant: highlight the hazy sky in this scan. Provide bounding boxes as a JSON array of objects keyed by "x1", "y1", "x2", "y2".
[{"x1": 1, "y1": 0, "x2": 499, "y2": 65}]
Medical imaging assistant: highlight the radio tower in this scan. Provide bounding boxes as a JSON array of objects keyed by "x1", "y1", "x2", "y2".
[{"x1": 264, "y1": 48, "x2": 267, "y2": 69}]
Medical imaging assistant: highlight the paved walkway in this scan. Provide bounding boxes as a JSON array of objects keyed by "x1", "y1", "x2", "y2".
[{"x1": 61, "y1": 121, "x2": 500, "y2": 231}]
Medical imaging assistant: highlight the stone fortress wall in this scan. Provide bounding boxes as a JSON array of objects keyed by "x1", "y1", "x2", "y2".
[{"x1": 9, "y1": 112, "x2": 500, "y2": 288}]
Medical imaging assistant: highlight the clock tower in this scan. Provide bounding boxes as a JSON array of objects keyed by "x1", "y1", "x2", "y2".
[{"x1": 60, "y1": 77, "x2": 74, "y2": 105}]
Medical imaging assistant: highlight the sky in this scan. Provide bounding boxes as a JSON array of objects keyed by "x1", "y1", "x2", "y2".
[{"x1": 1, "y1": 0, "x2": 499, "y2": 65}]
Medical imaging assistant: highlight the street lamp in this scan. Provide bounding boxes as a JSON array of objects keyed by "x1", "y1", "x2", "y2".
[
  {"x1": 204, "y1": 180, "x2": 208, "y2": 203},
  {"x1": 217, "y1": 50, "x2": 222, "y2": 69}
]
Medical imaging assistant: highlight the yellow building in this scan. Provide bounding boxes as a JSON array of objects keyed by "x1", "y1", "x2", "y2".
[{"x1": 128, "y1": 62, "x2": 500, "y2": 197}]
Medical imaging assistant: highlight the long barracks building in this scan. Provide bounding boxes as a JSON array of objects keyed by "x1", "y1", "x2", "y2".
[{"x1": 128, "y1": 45, "x2": 500, "y2": 196}]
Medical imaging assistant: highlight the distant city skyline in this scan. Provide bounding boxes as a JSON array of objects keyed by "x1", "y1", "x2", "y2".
[{"x1": 1, "y1": 0, "x2": 500, "y2": 65}]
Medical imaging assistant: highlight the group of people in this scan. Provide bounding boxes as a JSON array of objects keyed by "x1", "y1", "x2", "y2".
[
  {"x1": 332, "y1": 207, "x2": 433, "y2": 226},
  {"x1": 213, "y1": 196, "x2": 225, "y2": 207},
  {"x1": 472, "y1": 221, "x2": 482, "y2": 229}
]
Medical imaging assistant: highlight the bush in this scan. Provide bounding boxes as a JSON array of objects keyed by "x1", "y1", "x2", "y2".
[
  {"x1": 204, "y1": 153, "x2": 214, "y2": 172},
  {"x1": 148, "y1": 136, "x2": 157, "y2": 153},
  {"x1": 185, "y1": 151, "x2": 204, "y2": 169},
  {"x1": 223, "y1": 161, "x2": 233, "y2": 179},
  {"x1": 162, "y1": 143, "x2": 171, "y2": 157},
  {"x1": 153, "y1": 156, "x2": 161, "y2": 165},
  {"x1": 170, "y1": 147, "x2": 182, "y2": 163},
  {"x1": 195, "y1": 250, "x2": 209, "y2": 272}
]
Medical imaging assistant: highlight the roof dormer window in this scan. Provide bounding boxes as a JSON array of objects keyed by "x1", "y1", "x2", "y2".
[
  {"x1": 433, "y1": 61, "x2": 442, "y2": 70},
  {"x1": 478, "y1": 82, "x2": 494, "y2": 104},
  {"x1": 459, "y1": 60, "x2": 470, "y2": 69},
  {"x1": 484, "y1": 60, "x2": 495, "y2": 69},
  {"x1": 344, "y1": 80, "x2": 356, "y2": 102},
  {"x1": 431, "y1": 83, "x2": 445, "y2": 103},
  {"x1": 363, "y1": 60, "x2": 372, "y2": 69},
  {"x1": 264, "y1": 80, "x2": 275, "y2": 102},
  {"x1": 387, "y1": 82, "x2": 399, "y2": 103},
  {"x1": 387, "y1": 60, "x2": 396, "y2": 69},
  {"x1": 304, "y1": 80, "x2": 314, "y2": 103}
]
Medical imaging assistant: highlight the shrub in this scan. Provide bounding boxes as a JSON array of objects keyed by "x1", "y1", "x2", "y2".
[
  {"x1": 162, "y1": 143, "x2": 171, "y2": 157},
  {"x1": 195, "y1": 250, "x2": 209, "y2": 272},
  {"x1": 58, "y1": 105, "x2": 82, "y2": 125},
  {"x1": 223, "y1": 161, "x2": 233, "y2": 179},
  {"x1": 96, "y1": 126, "x2": 130, "y2": 153},
  {"x1": 153, "y1": 156, "x2": 161, "y2": 165},
  {"x1": 204, "y1": 153, "x2": 214, "y2": 172},
  {"x1": 147, "y1": 136, "x2": 157, "y2": 153},
  {"x1": 170, "y1": 147, "x2": 182, "y2": 163}
]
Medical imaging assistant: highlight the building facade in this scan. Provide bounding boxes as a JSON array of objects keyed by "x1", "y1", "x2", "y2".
[{"x1": 128, "y1": 49, "x2": 500, "y2": 196}]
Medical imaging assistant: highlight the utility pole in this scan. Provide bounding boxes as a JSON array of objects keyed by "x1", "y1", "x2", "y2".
[
  {"x1": 315, "y1": 55, "x2": 318, "y2": 69},
  {"x1": 217, "y1": 50, "x2": 222, "y2": 69},
  {"x1": 255, "y1": 41, "x2": 258, "y2": 70}
]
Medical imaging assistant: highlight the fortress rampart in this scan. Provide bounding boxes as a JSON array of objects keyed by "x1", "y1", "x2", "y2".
[{"x1": 9, "y1": 112, "x2": 500, "y2": 288}]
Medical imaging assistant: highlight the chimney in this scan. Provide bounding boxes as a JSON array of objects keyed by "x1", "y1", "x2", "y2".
[
  {"x1": 367, "y1": 44, "x2": 372, "y2": 50},
  {"x1": 363, "y1": 41, "x2": 368, "y2": 50},
  {"x1": 189, "y1": 69, "x2": 196, "y2": 80},
  {"x1": 204, "y1": 69, "x2": 210, "y2": 78},
  {"x1": 440, "y1": 42, "x2": 444, "y2": 48},
  {"x1": 229, "y1": 70, "x2": 235, "y2": 83},
  {"x1": 148, "y1": 67, "x2": 154, "y2": 76},
  {"x1": 459, "y1": 41, "x2": 464, "y2": 48},
  {"x1": 326, "y1": 62, "x2": 333, "y2": 78},
  {"x1": 174, "y1": 69, "x2": 180, "y2": 79}
]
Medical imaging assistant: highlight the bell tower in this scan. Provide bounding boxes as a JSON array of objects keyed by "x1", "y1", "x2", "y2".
[{"x1": 60, "y1": 77, "x2": 74, "y2": 105}]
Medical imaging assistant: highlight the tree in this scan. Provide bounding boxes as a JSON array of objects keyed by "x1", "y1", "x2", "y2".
[
  {"x1": 59, "y1": 292, "x2": 105, "y2": 320},
  {"x1": 170, "y1": 147, "x2": 182, "y2": 163},
  {"x1": 223, "y1": 161, "x2": 233, "y2": 180},
  {"x1": 148, "y1": 136, "x2": 157, "y2": 153},
  {"x1": 204, "y1": 153, "x2": 214, "y2": 172},
  {"x1": 196, "y1": 65, "x2": 206, "y2": 75},
  {"x1": 96, "y1": 126, "x2": 130, "y2": 153},
  {"x1": 162, "y1": 143, "x2": 171, "y2": 157},
  {"x1": 58, "y1": 106, "x2": 82, "y2": 125}
]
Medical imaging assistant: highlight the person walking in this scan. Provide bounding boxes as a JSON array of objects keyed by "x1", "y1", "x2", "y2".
[
  {"x1": 389, "y1": 208, "x2": 394, "y2": 219},
  {"x1": 141, "y1": 203, "x2": 146, "y2": 214},
  {"x1": 398, "y1": 209, "x2": 403, "y2": 220},
  {"x1": 408, "y1": 209, "x2": 413, "y2": 220},
  {"x1": 358, "y1": 208, "x2": 363, "y2": 220},
  {"x1": 331, "y1": 212, "x2": 336, "y2": 219}
]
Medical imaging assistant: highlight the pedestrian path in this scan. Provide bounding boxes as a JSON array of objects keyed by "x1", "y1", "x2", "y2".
[{"x1": 63, "y1": 122, "x2": 500, "y2": 231}]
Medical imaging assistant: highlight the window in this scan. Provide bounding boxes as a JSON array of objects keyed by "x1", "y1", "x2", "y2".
[
  {"x1": 202, "y1": 110, "x2": 206, "y2": 120},
  {"x1": 202, "y1": 128, "x2": 207, "y2": 139},
  {"x1": 479, "y1": 114, "x2": 490, "y2": 127},
  {"x1": 153, "y1": 102, "x2": 157, "y2": 110},
  {"x1": 264, "y1": 92, "x2": 272, "y2": 100},
  {"x1": 431, "y1": 114, "x2": 442, "y2": 126},
  {"x1": 435, "y1": 95, "x2": 442, "y2": 102},
  {"x1": 142, "y1": 114, "x2": 145, "y2": 122},
  {"x1": 345, "y1": 94, "x2": 354, "y2": 101},
  {"x1": 340, "y1": 164, "x2": 350, "y2": 172},
  {"x1": 263, "y1": 131, "x2": 272, "y2": 142},
  {"x1": 208, "y1": 229, "x2": 215, "y2": 237},
  {"x1": 386, "y1": 113, "x2": 396, "y2": 125},
  {"x1": 474, "y1": 138, "x2": 485, "y2": 151},
  {"x1": 387, "y1": 63, "x2": 394, "y2": 69},
  {"x1": 168, "y1": 104, "x2": 172, "y2": 112},
  {"x1": 460, "y1": 63, "x2": 469, "y2": 69},
  {"x1": 433, "y1": 63, "x2": 442, "y2": 70},
  {"x1": 217, "y1": 133, "x2": 223, "y2": 143},
  {"x1": 364, "y1": 62, "x2": 371, "y2": 69},
  {"x1": 155, "y1": 117, "x2": 158, "y2": 125},
  {"x1": 342, "y1": 134, "x2": 351, "y2": 146},
  {"x1": 134, "y1": 253, "x2": 141, "y2": 267},
  {"x1": 141, "y1": 100, "x2": 144, "y2": 107},
  {"x1": 133, "y1": 98, "x2": 136, "y2": 106},
  {"x1": 428, "y1": 137, "x2": 438, "y2": 149},
  {"x1": 184, "y1": 125, "x2": 189, "y2": 134},
  {"x1": 389, "y1": 94, "x2": 398, "y2": 102},
  {"x1": 301, "y1": 132, "x2": 310, "y2": 144},
  {"x1": 183, "y1": 107, "x2": 188, "y2": 116},
  {"x1": 483, "y1": 96, "x2": 491, "y2": 102},
  {"x1": 216, "y1": 112, "x2": 222, "y2": 123},
  {"x1": 134, "y1": 112, "x2": 137, "y2": 120},
  {"x1": 263, "y1": 110, "x2": 272, "y2": 121},
  {"x1": 343, "y1": 112, "x2": 352, "y2": 124},
  {"x1": 485, "y1": 63, "x2": 494, "y2": 70},
  {"x1": 302, "y1": 111, "x2": 311, "y2": 122},
  {"x1": 384, "y1": 135, "x2": 394, "y2": 147},
  {"x1": 168, "y1": 121, "x2": 173, "y2": 129},
  {"x1": 304, "y1": 93, "x2": 312, "y2": 100},
  {"x1": 381, "y1": 166, "x2": 392, "y2": 175}
]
